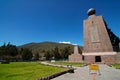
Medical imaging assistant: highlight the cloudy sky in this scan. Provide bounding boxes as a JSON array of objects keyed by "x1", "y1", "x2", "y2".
[{"x1": 0, "y1": 0, "x2": 120, "y2": 46}]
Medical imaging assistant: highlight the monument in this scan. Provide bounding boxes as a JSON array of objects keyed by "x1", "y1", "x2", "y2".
[
  {"x1": 83, "y1": 8, "x2": 120, "y2": 64},
  {"x1": 69, "y1": 45, "x2": 82, "y2": 62},
  {"x1": 68, "y1": 8, "x2": 120, "y2": 64}
]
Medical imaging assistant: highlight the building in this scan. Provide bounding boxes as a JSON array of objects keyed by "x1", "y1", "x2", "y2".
[{"x1": 82, "y1": 8, "x2": 120, "y2": 64}]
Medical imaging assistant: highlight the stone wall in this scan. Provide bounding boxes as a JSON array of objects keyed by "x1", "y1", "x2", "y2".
[
  {"x1": 102, "y1": 55, "x2": 116, "y2": 64},
  {"x1": 83, "y1": 54, "x2": 117, "y2": 64},
  {"x1": 69, "y1": 54, "x2": 83, "y2": 62},
  {"x1": 83, "y1": 55, "x2": 95, "y2": 64},
  {"x1": 116, "y1": 52, "x2": 120, "y2": 63}
]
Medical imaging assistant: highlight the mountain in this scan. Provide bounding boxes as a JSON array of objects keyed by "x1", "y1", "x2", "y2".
[{"x1": 18, "y1": 41, "x2": 83, "y2": 56}]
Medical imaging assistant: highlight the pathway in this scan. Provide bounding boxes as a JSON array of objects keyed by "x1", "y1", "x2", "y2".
[{"x1": 51, "y1": 64, "x2": 120, "y2": 80}]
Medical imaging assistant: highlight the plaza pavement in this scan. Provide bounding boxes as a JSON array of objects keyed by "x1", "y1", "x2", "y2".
[{"x1": 51, "y1": 64, "x2": 120, "y2": 80}]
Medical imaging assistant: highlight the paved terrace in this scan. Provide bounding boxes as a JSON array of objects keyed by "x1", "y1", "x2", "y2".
[{"x1": 51, "y1": 64, "x2": 120, "y2": 80}]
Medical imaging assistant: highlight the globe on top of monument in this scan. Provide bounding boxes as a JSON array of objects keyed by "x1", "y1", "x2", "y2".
[{"x1": 87, "y1": 8, "x2": 96, "y2": 16}]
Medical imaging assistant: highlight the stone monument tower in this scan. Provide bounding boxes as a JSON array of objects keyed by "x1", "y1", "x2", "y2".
[
  {"x1": 83, "y1": 8, "x2": 119, "y2": 64},
  {"x1": 69, "y1": 45, "x2": 82, "y2": 62}
]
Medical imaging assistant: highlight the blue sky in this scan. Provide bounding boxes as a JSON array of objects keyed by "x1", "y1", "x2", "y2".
[{"x1": 0, "y1": 0, "x2": 120, "y2": 46}]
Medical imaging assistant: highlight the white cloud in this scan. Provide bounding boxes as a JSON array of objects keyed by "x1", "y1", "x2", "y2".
[
  {"x1": 59, "y1": 41, "x2": 71, "y2": 44},
  {"x1": 59, "y1": 41, "x2": 77, "y2": 45},
  {"x1": 72, "y1": 44, "x2": 77, "y2": 45}
]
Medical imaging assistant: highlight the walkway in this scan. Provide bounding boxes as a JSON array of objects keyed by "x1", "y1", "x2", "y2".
[{"x1": 51, "y1": 64, "x2": 120, "y2": 80}]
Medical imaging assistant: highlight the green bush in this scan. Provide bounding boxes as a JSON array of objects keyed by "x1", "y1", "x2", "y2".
[{"x1": 111, "y1": 64, "x2": 120, "y2": 69}]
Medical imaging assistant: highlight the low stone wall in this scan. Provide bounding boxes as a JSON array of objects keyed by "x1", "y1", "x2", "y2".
[
  {"x1": 36, "y1": 68, "x2": 74, "y2": 80},
  {"x1": 38, "y1": 62, "x2": 75, "y2": 80}
]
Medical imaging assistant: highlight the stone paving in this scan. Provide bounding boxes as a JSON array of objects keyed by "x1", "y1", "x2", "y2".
[{"x1": 51, "y1": 64, "x2": 120, "y2": 80}]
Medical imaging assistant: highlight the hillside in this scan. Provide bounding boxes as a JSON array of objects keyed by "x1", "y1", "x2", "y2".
[{"x1": 18, "y1": 41, "x2": 83, "y2": 56}]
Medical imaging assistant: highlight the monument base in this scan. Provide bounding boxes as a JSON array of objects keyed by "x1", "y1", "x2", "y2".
[
  {"x1": 69, "y1": 54, "x2": 83, "y2": 62},
  {"x1": 83, "y1": 52, "x2": 120, "y2": 64},
  {"x1": 116, "y1": 52, "x2": 120, "y2": 63}
]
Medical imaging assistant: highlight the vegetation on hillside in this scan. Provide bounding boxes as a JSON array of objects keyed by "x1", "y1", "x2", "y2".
[
  {"x1": 19, "y1": 42, "x2": 82, "y2": 60},
  {"x1": 0, "y1": 43, "x2": 33, "y2": 61},
  {"x1": 18, "y1": 42, "x2": 82, "y2": 55},
  {"x1": 0, "y1": 42, "x2": 83, "y2": 61},
  {"x1": 44, "y1": 46, "x2": 72, "y2": 60}
]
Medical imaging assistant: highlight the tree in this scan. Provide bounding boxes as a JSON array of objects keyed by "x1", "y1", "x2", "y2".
[
  {"x1": 0, "y1": 42, "x2": 18, "y2": 60},
  {"x1": 44, "y1": 50, "x2": 51, "y2": 60},
  {"x1": 78, "y1": 47, "x2": 82, "y2": 54},
  {"x1": 20, "y1": 48, "x2": 33, "y2": 60},
  {"x1": 34, "y1": 53, "x2": 39, "y2": 60},
  {"x1": 53, "y1": 47, "x2": 61, "y2": 60},
  {"x1": 6, "y1": 42, "x2": 18, "y2": 56},
  {"x1": 0, "y1": 43, "x2": 7, "y2": 57},
  {"x1": 61, "y1": 46, "x2": 71, "y2": 59}
]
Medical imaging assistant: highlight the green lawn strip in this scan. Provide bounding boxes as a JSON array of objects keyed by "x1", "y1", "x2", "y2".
[
  {"x1": 50, "y1": 61, "x2": 85, "y2": 67},
  {"x1": 0, "y1": 62, "x2": 67, "y2": 80},
  {"x1": 111, "y1": 64, "x2": 120, "y2": 69}
]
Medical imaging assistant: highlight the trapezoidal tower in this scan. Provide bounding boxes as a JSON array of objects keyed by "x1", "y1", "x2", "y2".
[{"x1": 83, "y1": 8, "x2": 117, "y2": 64}]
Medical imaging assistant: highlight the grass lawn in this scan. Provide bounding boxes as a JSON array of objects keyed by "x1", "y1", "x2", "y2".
[
  {"x1": 111, "y1": 64, "x2": 120, "y2": 69},
  {"x1": 0, "y1": 62, "x2": 67, "y2": 80},
  {"x1": 50, "y1": 61, "x2": 85, "y2": 67}
]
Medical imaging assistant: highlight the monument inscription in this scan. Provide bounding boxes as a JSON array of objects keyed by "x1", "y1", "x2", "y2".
[{"x1": 90, "y1": 27, "x2": 100, "y2": 42}]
